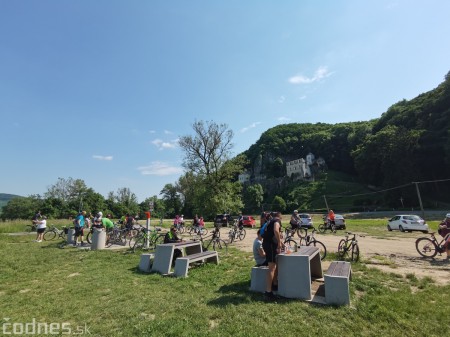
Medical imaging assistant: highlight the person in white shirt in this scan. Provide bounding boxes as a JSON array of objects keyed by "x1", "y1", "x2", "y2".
[{"x1": 35, "y1": 216, "x2": 47, "y2": 242}]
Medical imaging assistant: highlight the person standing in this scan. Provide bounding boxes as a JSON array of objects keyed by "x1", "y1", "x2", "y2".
[
  {"x1": 74, "y1": 211, "x2": 86, "y2": 246},
  {"x1": 262, "y1": 211, "x2": 282, "y2": 300},
  {"x1": 34, "y1": 216, "x2": 47, "y2": 242}
]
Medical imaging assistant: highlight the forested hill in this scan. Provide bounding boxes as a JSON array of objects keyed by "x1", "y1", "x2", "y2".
[
  {"x1": 241, "y1": 71, "x2": 450, "y2": 202},
  {"x1": 0, "y1": 193, "x2": 22, "y2": 209}
]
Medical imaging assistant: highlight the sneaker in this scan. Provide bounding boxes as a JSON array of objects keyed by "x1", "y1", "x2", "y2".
[
  {"x1": 37, "y1": 240, "x2": 42, "y2": 242},
  {"x1": 264, "y1": 291, "x2": 277, "y2": 301}
]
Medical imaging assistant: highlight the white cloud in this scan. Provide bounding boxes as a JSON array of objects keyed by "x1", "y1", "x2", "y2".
[
  {"x1": 240, "y1": 122, "x2": 261, "y2": 133},
  {"x1": 298, "y1": 95, "x2": 307, "y2": 100},
  {"x1": 164, "y1": 130, "x2": 173, "y2": 135},
  {"x1": 151, "y1": 138, "x2": 178, "y2": 150},
  {"x1": 278, "y1": 95, "x2": 286, "y2": 103},
  {"x1": 289, "y1": 66, "x2": 332, "y2": 84},
  {"x1": 148, "y1": 130, "x2": 156, "y2": 134},
  {"x1": 92, "y1": 155, "x2": 113, "y2": 161},
  {"x1": 277, "y1": 117, "x2": 291, "y2": 122},
  {"x1": 138, "y1": 161, "x2": 183, "y2": 176}
]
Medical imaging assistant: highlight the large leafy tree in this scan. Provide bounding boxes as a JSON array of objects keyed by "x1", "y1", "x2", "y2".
[
  {"x1": 178, "y1": 120, "x2": 245, "y2": 218},
  {"x1": 160, "y1": 184, "x2": 182, "y2": 218}
]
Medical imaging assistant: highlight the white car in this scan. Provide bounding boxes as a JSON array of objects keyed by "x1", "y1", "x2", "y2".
[
  {"x1": 387, "y1": 215, "x2": 429, "y2": 233},
  {"x1": 298, "y1": 213, "x2": 313, "y2": 228}
]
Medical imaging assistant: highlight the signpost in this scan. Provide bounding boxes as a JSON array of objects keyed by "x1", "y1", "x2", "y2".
[{"x1": 145, "y1": 201, "x2": 154, "y2": 249}]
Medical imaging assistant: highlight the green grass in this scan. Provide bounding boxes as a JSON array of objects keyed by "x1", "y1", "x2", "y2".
[{"x1": 0, "y1": 232, "x2": 448, "y2": 337}]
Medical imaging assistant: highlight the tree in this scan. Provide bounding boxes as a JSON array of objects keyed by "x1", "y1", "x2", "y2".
[
  {"x1": 178, "y1": 120, "x2": 245, "y2": 218},
  {"x1": 160, "y1": 184, "x2": 182, "y2": 218},
  {"x1": 272, "y1": 195, "x2": 286, "y2": 213},
  {"x1": 243, "y1": 184, "x2": 264, "y2": 212}
]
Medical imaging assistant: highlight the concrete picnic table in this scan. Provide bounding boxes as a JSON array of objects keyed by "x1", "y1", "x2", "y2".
[
  {"x1": 151, "y1": 240, "x2": 203, "y2": 275},
  {"x1": 277, "y1": 246, "x2": 323, "y2": 300}
]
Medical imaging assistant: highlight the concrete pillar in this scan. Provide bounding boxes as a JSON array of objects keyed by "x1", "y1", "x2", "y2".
[
  {"x1": 91, "y1": 229, "x2": 106, "y2": 250},
  {"x1": 67, "y1": 229, "x2": 75, "y2": 244}
]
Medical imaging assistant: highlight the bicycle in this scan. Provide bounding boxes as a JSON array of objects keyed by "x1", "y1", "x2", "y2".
[
  {"x1": 337, "y1": 232, "x2": 362, "y2": 262},
  {"x1": 43, "y1": 225, "x2": 68, "y2": 241},
  {"x1": 298, "y1": 227, "x2": 327, "y2": 260},
  {"x1": 283, "y1": 229, "x2": 299, "y2": 252},
  {"x1": 132, "y1": 226, "x2": 165, "y2": 252},
  {"x1": 188, "y1": 225, "x2": 208, "y2": 236},
  {"x1": 318, "y1": 219, "x2": 336, "y2": 234},
  {"x1": 287, "y1": 221, "x2": 307, "y2": 238},
  {"x1": 197, "y1": 227, "x2": 228, "y2": 254},
  {"x1": 228, "y1": 220, "x2": 246, "y2": 243},
  {"x1": 105, "y1": 226, "x2": 127, "y2": 248},
  {"x1": 25, "y1": 223, "x2": 38, "y2": 232},
  {"x1": 174, "y1": 221, "x2": 186, "y2": 234},
  {"x1": 415, "y1": 232, "x2": 447, "y2": 258}
]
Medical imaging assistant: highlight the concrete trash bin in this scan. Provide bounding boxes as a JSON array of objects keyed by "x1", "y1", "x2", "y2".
[
  {"x1": 67, "y1": 228, "x2": 75, "y2": 244},
  {"x1": 91, "y1": 229, "x2": 106, "y2": 250}
]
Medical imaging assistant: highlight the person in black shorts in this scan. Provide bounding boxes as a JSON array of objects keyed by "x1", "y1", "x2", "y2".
[{"x1": 262, "y1": 211, "x2": 282, "y2": 300}]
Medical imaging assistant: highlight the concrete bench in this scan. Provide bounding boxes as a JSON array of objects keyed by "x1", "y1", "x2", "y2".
[
  {"x1": 324, "y1": 261, "x2": 352, "y2": 305},
  {"x1": 174, "y1": 251, "x2": 219, "y2": 277},
  {"x1": 249, "y1": 266, "x2": 269, "y2": 293},
  {"x1": 138, "y1": 253, "x2": 155, "y2": 273}
]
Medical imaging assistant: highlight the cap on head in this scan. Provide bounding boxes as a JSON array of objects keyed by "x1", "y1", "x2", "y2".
[
  {"x1": 446, "y1": 213, "x2": 450, "y2": 218},
  {"x1": 294, "y1": 210, "x2": 298, "y2": 213}
]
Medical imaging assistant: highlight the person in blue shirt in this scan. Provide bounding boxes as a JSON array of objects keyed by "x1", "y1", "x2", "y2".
[{"x1": 74, "y1": 211, "x2": 86, "y2": 246}]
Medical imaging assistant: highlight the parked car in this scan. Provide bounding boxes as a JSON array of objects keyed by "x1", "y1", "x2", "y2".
[
  {"x1": 298, "y1": 213, "x2": 313, "y2": 228},
  {"x1": 323, "y1": 214, "x2": 346, "y2": 230},
  {"x1": 241, "y1": 215, "x2": 256, "y2": 228},
  {"x1": 387, "y1": 215, "x2": 429, "y2": 233},
  {"x1": 214, "y1": 214, "x2": 233, "y2": 227}
]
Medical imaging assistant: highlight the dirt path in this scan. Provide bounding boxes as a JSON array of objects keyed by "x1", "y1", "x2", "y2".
[{"x1": 225, "y1": 227, "x2": 450, "y2": 285}]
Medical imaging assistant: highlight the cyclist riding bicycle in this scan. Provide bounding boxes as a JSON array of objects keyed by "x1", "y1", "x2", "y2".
[{"x1": 289, "y1": 210, "x2": 301, "y2": 230}]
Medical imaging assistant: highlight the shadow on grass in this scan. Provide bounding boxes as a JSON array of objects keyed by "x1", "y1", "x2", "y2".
[{"x1": 206, "y1": 280, "x2": 296, "y2": 306}]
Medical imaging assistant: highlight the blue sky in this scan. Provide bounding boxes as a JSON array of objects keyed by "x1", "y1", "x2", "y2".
[{"x1": 1, "y1": 1, "x2": 449, "y2": 202}]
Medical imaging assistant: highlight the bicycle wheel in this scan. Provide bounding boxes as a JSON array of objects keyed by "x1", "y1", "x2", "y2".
[
  {"x1": 415, "y1": 237, "x2": 437, "y2": 258},
  {"x1": 337, "y1": 239, "x2": 347, "y2": 259},
  {"x1": 133, "y1": 236, "x2": 146, "y2": 253},
  {"x1": 44, "y1": 230, "x2": 56, "y2": 241},
  {"x1": 199, "y1": 227, "x2": 209, "y2": 236},
  {"x1": 86, "y1": 231, "x2": 92, "y2": 244},
  {"x1": 186, "y1": 226, "x2": 193, "y2": 234},
  {"x1": 238, "y1": 228, "x2": 246, "y2": 241},
  {"x1": 105, "y1": 233, "x2": 114, "y2": 248},
  {"x1": 308, "y1": 240, "x2": 327, "y2": 261},
  {"x1": 284, "y1": 238, "x2": 298, "y2": 252},
  {"x1": 331, "y1": 224, "x2": 337, "y2": 233},
  {"x1": 296, "y1": 227, "x2": 306, "y2": 238},
  {"x1": 212, "y1": 238, "x2": 228, "y2": 254},
  {"x1": 228, "y1": 230, "x2": 235, "y2": 243},
  {"x1": 155, "y1": 233, "x2": 165, "y2": 245},
  {"x1": 351, "y1": 243, "x2": 360, "y2": 262},
  {"x1": 318, "y1": 224, "x2": 326, "y2": 234}
]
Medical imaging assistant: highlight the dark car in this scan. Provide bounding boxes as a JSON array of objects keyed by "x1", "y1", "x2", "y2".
[{"x1": 214, "y1": 214, "x2": 233, "y2": 227}]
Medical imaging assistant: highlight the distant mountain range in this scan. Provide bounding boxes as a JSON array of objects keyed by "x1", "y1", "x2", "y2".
[{"x1": 0, "y1": 193, "x2": 22, "y2": 209}]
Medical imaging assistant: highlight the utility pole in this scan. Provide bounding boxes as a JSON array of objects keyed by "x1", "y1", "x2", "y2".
[
  {"x1": 323, "y1": 195, "x2": 329, "y2": 212},
  {"x1": 413, "y1": 182, "x2": 425, "y2": 218}
]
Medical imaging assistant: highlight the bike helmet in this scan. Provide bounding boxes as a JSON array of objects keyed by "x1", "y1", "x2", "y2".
[
  {"x1": 446, "y1": 213, "x2": 450, "y2": 218},
  {"x1": 97, "y1": 211, "x2": 103, "y2": 217}
]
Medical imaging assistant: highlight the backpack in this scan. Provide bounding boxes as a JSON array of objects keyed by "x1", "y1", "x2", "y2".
[{"x1": 260, "y1": 222, "x2": 269, "y2": 238}]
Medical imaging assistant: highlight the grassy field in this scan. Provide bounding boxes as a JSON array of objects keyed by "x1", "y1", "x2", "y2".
[{"x1": 0, "y1": 218, "x2": 449, "y2": 337}]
